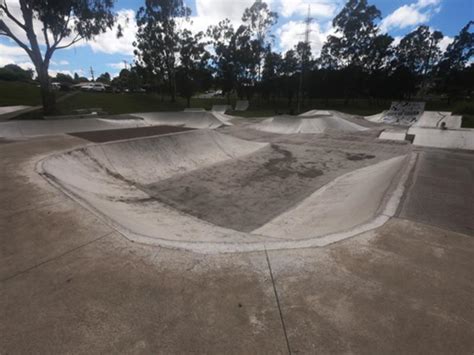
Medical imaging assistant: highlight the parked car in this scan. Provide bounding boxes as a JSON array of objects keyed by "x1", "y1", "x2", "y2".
[{"x1": 81, "y1": 83, "x2": 107, "y2": 92}]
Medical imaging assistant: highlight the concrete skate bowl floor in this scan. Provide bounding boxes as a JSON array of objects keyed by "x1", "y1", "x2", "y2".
[{"x1": 38, "y1": 130, "x2": 414, "y2": 253}]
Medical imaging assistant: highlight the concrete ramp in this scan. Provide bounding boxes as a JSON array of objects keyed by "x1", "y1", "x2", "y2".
[
  {"x1": 235, "y1": 100, "x2": 249, "y2": 111},
  {"x1": 0, "y1": 118, "x2": 148, "y2": 138},
  {"x1": 253, "y1": 114, "x2": 367, "y2": 134},
  {"x1": 254, "y1": 155, "x2": 409, "y2": 240},
  {"x1": 132, "y1": 111, "x2": 227, "y2": 129},
  {"x1": 39, "y1": 130, "x2": 412, "y2": 253},
  {"x1": 211, "y1": 105, "x2": 232, "y2": 113},
  {"x1": 299, "y1": 110, "x2": 332, "y2": 117},
  {"x1": 39, "y1": 131, "x2": 275, "y2": 253},
  {"x1": 408, "y1": 127, "x2": 474, "y2": 150},
  {"x1": 184, "y1": 108, "x2": 206, "y2": 112},
  {"x1": 365, "y1": 111, "x2": 386, "y2": 123},
  {"x1": 413, "y1": 111, "x2": 462, "y2": 129}
]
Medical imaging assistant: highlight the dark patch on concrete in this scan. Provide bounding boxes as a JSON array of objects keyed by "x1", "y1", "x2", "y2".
[
  {"x1": 143, "y1": 143, "x2": 397, "y2": 232},
  {"x1": 68, "y1": 125, "x2": 194, "y2": 143},
  {"x1": 346, "y1": 152, "x2": 376, "y2": 161}
]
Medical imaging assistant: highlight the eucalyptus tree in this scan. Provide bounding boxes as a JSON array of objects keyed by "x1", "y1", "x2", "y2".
[
  {"x1": 438, "y1": 21, "x2": 474, "y2": 71},
  {"x1": 395, "y1": 25, "x2": 443, "y2": 76},
  {"x1": 134, "y1": 0, "x2": 190, "y2": 102},
  {"x1": 319, "y1": 0, "x2": 390, "y2": 70},
  {"x1": 242, "y1": 0, "x2": 278, "y2": 81},
  {"x1": 0, "y1": 0, "x2": 117, "y2": 113},
  {"x1": 176, "y1": 29, "x2": 211, "y2": 107}
]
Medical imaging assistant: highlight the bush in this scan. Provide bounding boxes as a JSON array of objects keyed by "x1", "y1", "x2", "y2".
[
  {"x1": 453, "y1": 101, "x2": 474, "y2": 115},
  {"x1": 0, "y1": 64, "x2": 34, "y2": 82}
]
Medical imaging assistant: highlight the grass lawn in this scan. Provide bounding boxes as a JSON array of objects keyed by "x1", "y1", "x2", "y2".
[
  {"x1": 55, "y1": 92, "x2": 235, "y2": 115},
  {"x1": 2, "y1": 79, "x2": 473, "y2": 126},
  {"x1": 0, "y1": 80, "x2": 42, "y2": 106}
]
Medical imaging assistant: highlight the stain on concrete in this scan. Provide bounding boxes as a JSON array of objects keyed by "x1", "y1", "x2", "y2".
[{"x1": 346, "y1": 153, "x2": 376, "y2": 161}]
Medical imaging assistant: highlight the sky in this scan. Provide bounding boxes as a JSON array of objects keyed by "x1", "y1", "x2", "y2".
[{"x1": 0, "y1": 0, "x2": 472, "y2": 79}]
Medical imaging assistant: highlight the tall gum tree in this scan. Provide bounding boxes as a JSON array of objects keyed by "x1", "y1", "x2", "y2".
[
  {"x1": 0, "y1": 0, "x2": 118, "y2": 114},
  {"x1": 134, "y1": 0, "x2": 190, "y2": 102}
]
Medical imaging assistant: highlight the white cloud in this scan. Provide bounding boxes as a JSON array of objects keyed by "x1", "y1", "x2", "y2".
[
  {"x1": 380, "y1": 0, "x2": 441, "y2": 32},
  {"x1": 88, "y1": 9, "x2": 137, "y2": 55},
  {"x1": 50, "y1": 60, "x2": 70, "y2": 66},
  {"x1": 278, "y1": 0, "x2": 340, "y2": 18},
  {"x1": 276, "y1": 20, "x2": 334, "y2": 56},
  {"x1": 195, "y1": 0, "x2": 268, "y2": 23},
  {"x1": 438, "y1": 35, "x2": 453, "y2": 52},
  {"x1": 0, "y1": 42, "x2": 30, "y2": 67},
  {"x1": 50, "y1": 69, "x2": 75, "y2": 78},
  {"x1": 107, "y1": 62, "x2": 127, "y2": 70}
]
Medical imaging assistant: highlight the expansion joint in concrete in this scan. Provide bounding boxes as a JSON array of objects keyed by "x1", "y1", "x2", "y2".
[
  {"x1": 265, "y1": 249, "x2": 292, "y2": 355},
  {"x1": 0, "y1": 230, "x2": 115, "y2": 284}
]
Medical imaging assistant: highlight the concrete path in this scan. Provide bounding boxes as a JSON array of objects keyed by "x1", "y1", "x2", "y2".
[
  {"x1": 0, "y1": 105, "x2": 35, "y2": 121},
  {"x1": 1, "y1": 131, "x2": 473, "y2": 353},
  {"x1": 399, "y1": 148, "x2": 474, "y2": 235}
]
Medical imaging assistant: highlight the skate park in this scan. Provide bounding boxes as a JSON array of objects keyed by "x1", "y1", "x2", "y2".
[
  {"x1": 1, "y1": 0, "x2": 474, "y2": 351},
  {"x1": 1, "y1": 104, "x2": 473, "y2": 353}
]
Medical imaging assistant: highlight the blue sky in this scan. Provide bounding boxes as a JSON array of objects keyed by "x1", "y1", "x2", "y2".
[{"x1": 1, "y1": 0, "x2": 472, "y2": 79}]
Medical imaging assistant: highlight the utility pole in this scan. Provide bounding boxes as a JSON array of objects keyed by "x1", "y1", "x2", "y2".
[
  {"x1": 297, "y1": 5, "x2": 313, "y2": 114},
  {"x1": 123, "y1": 60, "x2": 129, "y2": 70},
  {"x1": 90, "y1": 66, "x2": 95, "y2": 82}
]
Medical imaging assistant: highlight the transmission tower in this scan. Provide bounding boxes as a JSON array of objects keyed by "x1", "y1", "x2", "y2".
[
  {"x1": 297, "y1": 5, "x2": 313, "y2": 114},
  {"x1": 90, "y1": 66, "x2": 95, "y2": 82}
]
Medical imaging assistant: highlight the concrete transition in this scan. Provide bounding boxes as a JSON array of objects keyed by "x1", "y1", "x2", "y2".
[
  {"x1": 183, "y1": 108, "x2": 206, "y2": 112},
  {"x1": 211, "y1": 105, "x2": 232, "y2": 113},
  {"x1": 234, "y1": 100, "x2": 249, "y2": 111},
  {"x1": 0, "y1": 111, "x2": 230, "y2": 138},
  {"x1": 39, "y1": 129, "x2": 413, "y2": 253},
  {"x1": 0, "y1": 117, "x2": 149, "y2": 138},
  {"x1": 131, "y1": 111, "x2": 229, "y2": 129},
  {"x1": 408, "y1": 126, "x2": 474, "y2": 150},
  {"x1": 378, "y1": 129, "x2": 408, "y2": 141},
  {"x1": 414, "y1": 111, "x2": 462, "y2": 129},
  {"x1": 253, "y1": 112, "x2": 368, "y2": 134}
]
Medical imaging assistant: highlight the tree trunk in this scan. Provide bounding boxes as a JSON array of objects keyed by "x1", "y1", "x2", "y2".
[{"x1": 37, "y1": 65, "x2": 55, "y2": 115}]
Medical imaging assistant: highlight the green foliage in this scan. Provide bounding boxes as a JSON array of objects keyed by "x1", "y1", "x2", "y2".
[
  {"x1": 319, "y1": 0, "x2": 389, "y2": 70},
  {"x1": 176, "y1": 30, "x2": 212, "y2": 106},
  {"x1": 0, "y1": 64, "x2": 34, "y2": 82},
  {"x1": 134, "y1": 0, "x2": 191, "y2": 102},
  {"x1": 395, "y1": 25, "x2": 443, "y2": 75},
  {"x1": 54, "y1": 73, "x2": 74, "y2": 84},
  {"x1": 438, "y1": 21, "x2": 474, "y2": 71},
  {"x1": 96, "y1": 72, "x2": 111, "y2": 84},
  {"x1": 0, "y1": 0, "x2": 118, "y2": 113}
]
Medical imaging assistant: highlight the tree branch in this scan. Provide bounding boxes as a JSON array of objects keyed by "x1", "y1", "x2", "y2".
[
  {"x1": 0, "y1": 19, "x2": 32, "y2": 56},
  {"x1": 42, "y1": 25, "x2": 51, "y2": 51},
  {"x1": 54, "y1": 33, "x2": 83, "y2": 50},
  {"x1": 0, "y1": 1, "x2": 27, "y2": 31}
]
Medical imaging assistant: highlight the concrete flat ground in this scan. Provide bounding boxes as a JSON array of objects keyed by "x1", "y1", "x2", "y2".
[{"x1": 1, "y1": 127, "x2": 473, "y2": 353}]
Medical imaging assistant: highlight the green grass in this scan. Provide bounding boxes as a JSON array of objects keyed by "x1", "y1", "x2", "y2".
[
  {"x1": 0, "y1": 80, "x2": 42, "y2": 106},
  {"x1": 54, "y1": 92, "x2": 235, "y2": 115},
  {"x1": 2, "y1": 79, "x2": 473, "y2": 127}
]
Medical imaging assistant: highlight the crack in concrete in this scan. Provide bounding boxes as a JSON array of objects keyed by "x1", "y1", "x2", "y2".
[{"x1": 265, "y1": 249, "x2": 292, "y2": 355}]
